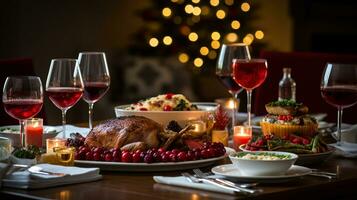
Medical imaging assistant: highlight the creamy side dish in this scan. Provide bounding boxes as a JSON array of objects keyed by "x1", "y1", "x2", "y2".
[{"x1": 236, "y1": 153, "x2": 292, "y2": 160}]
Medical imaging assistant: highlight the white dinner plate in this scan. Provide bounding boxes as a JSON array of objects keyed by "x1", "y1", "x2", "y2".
[
  {"x1": 212, "y1": 164, "x2": 312, "y2": 183},
  {"x1": 75, "y1": 155, "x2": 226, "y2": 172},
  {"x1": 0, "y1": 125, "x2": 62, "y2": 147}
]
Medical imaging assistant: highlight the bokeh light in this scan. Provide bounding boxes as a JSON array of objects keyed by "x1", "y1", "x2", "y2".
[
  {"x1": 149, "y1": 38, "x2": 159, "y2": 47},
  {"x1": 163, "y1": 36, "x2": 173, "y2": 45},
  {"x1": 200, "y1": 46, "x2": 209, "y2": 56},
  {"x1": 216, "y1": 10, "x2": 226, "y2": 19},
  {"x1": 226, "y1": 32, "x2": 238, "y2": 42},
  {"x1": 211, "y1": 40, "x2": 220, "y2": 49},
  {"x1": 192, "y1": 7, "x2": 201, "y2": 16},
  {"x1": 188, "y1": 32, "x2": 199, "y2": 42},
  {"x1": 208, "y1": 50, "x2": 217, "y2": 59},
  {"x1": 178, "y1": 53, "x2": 189, "y2": 63},
  {"x1": 243, "y1": 33, "x2": 254, "y2": 45},
  {"x1": 162, "y1": 7, "x2": 172, "y2": 17},
  {"x1": 210, "y1": 0, "x2": 219, "y2": 7},
  {"x1": 255, "y1": 30, "x2": 264, "y2": 39},
  {"x1": 194, "y1": 58, "x2": 203, "y2": 67},
  {"x1": 185, "y1": 4, "x2": 194, "y2": 14},
  {"x1": 231, "y1": 20, "x2": 241, "y2": 29},
  {"x1": 225, "y1": 0, "x2": 234, "y2": 6},
  {"x1": 211, "y1": 32, "x2": 221, "y2": 40},
  {"x1": 241, "y1": 2, "x2": 250, "y2": 12}
]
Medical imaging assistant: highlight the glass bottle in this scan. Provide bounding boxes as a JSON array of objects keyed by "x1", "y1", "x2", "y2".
[{"x1": 279, "y1": 68, "x2": 296, "y2": 101}]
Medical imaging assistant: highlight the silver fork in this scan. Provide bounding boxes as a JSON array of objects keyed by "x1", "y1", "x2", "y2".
[
  {"x1": 181, "y1": 172, "x2": 261, "y2": 194},
  {"x1": 193, "y1": 168, "x2": 259, "y2": 188}
]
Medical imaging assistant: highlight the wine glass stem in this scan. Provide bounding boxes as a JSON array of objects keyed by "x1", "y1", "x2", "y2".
[
  {"x1": 246, "y1": 90, "x2": 252, "y2": 127},
  {"x1": 62, "y1": 109, "x2": 67, "y2": 139},
  {"x1": 19, "y1": 120, "x2": 25, "y2": 147},
  {"x1": 337, "y1": 107, "x2": 343, "y2": 146},
  {"x1": 88, "y1": 103, "x2": 94, "y2": 129}
]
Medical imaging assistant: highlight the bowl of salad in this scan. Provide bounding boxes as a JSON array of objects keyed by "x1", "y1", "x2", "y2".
[
  {"x1": 115, "y1": 94, "x2": 217, "y2": 126},
  {"x1": 229, "y1": 151, "x2": 298, "y2": 176}
]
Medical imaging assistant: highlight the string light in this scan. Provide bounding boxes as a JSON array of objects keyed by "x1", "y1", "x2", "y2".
[
  {"x1": 255, "y1": 30, "x2": 264, "y2": 39},
  {"x1": 192, "y1": 7, "x2": 201, "y2": 16},
  {"x1": 200, "y1": 46, "x2": 209, "y2": 56},
  {"x1": 194, "y1": 58, "x2": 203, "y2": 67},
  {"x1": 208, "y1": 50, "x2": 217, "y2": 59},
  {"x1": 178, "y1": 53, "x2": 189, "y2": 63},
  {"x1": 225, "y1": 0, "x2": 234, "y2": 6},
  {"x1": 226, "y1": 32, "x2": 238, "y2": 42},
  {"x1": 201, "y1": 6, "x2": 210, "y2": 15},
  {"x1": 216, "y1": 10, "x2": 226, "y2": 19},
  {"x1": 211, "y1": 32, "x2": 221, "y2": 40},
  {"x1": 162, "y1": 7, "x2": 172, "y2": 17},
  {"x1": 163, "y1": 36, "x2": 173, "y2": 45},
  {"x1": 211, "y1": 40, "x2": 220, "y2": 49},
  {"x1": 185, "y1": 4, "x2": 194, "y2": 14},
  {"x1": 188, "y1": 32, "x2": 199, "y2": 42},
  {"x1": 243, "y1": 33, "x2": 254, "y2": 45},
  {"x1": 241, "y1": 2, "x2": 250, "y2": 12},
  {"x1": 149, "y1": 38, "x2": 159, "y2": 47},
  {"x1": 210, "y1": 0, "x2": 219, "y2": 7},
  {"x1": 192, "y1": 0, "x2": 200, "y2": 4},
  {"x1": 231, "y1": 20, "x2": 240, "y2": 29}
]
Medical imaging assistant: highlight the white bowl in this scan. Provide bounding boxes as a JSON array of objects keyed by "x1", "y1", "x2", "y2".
[
  {"x1": 229, "y1": 151, "x2": 298, "y2": 176},
  {"x1": 114, "y1": 102, "x2": 217, "y2": 126}
]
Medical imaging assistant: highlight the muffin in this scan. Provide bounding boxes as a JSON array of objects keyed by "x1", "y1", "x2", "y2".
[{"x1": 260, "y1": 100, "x2": 318, "y2": 138}]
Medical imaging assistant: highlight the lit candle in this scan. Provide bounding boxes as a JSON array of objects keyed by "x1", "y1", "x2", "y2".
[
  {"x1": 46, "y1": 138, "x2": 66, "y2": 153},
  {"x1": 25, "y1": 118, "x2": 43, "y2": 147},
  {"x1": 233, "y1": 126, "x2": 252, "y2": 150}
]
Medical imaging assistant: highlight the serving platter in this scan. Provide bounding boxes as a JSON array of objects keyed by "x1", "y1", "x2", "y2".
[
  {"x1": 212, "y1": 164, "x2": 312, "y2": 183},
  {"x1": 0, "y1": 125, "x2": 62, "y2": 147},
  {"x1": 75, "y1": 155, "x2": 226, "y2": 171},
  {"x1": 239, "y1": 144, "x2": 335, "y2": 166}
]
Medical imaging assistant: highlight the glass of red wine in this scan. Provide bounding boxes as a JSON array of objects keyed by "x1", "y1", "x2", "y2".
[
  {"x1": 232, "y1": 59, "x2": 268, "y2": 127},
  {"x1": 46, "y1": 59, "x2": 83, "y2": 138},
  {"x1": 78, "y1": 52, "x2": 110, "y2": 129},
  {"x1": 2, "y1": 76, "x2": 43, "y2": 147},
  {"x1": 216, "y1": 43, "x2": 250, "y2": 128},
  {"x1": 321, "y1": 63, "x2": 357, "y2": 146}
]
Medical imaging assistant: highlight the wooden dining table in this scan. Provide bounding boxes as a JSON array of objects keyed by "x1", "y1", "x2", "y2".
[{"x1": 1, "y1": 154, "x2": 357, "y2": 200}]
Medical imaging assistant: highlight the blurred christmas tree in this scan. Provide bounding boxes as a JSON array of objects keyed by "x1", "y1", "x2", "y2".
[{"x1": 129, "y1": 0, "x2": 264, "y2": 73}]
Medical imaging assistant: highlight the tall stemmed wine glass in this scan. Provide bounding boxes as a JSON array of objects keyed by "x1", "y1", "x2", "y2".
[
  {"x1": 46, "y1": 59, "x2": 83, "y2": 138},
  {"x1": 321, "y1": 63, "x2": 357, "y2": 146},
  {"x1": 78, "y1": 52, "x2": 110, "y2": 129},
  {"x1": 216, "y1": 43, "x2": 250, "y2": 128},
  {"x1": 2, "y1": 76, "x2": 43, "y2": 147},
  {"x1": 232, "y1": 59, "x2": 268, "y2": 127}
]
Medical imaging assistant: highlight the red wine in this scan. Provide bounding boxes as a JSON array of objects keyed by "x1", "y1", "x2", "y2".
[
  {"x1": 83, "y1": 82, "x2": 109, "y2": 103},
  {"x1": 3, "y1": 99, "x2": 43, "y2": 120},
  {"x1": 217, "y1": 74, "x2": 242, "y2": 94},
  {"x1": 233, "y1": 60, "x2": 268, "y2": 90},
  {"x1": 46, "y1": 87, "x2": 83, "y2": 109},
  {"x1": 321, "y1": 86, "x2": 357, "y2": 108}
]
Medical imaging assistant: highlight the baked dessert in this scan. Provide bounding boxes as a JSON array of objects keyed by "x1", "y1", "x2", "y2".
[{"x1": 260, "y1": 100, "x2": 318, "y2": 138}]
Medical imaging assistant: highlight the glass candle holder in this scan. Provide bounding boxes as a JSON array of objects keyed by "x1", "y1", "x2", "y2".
[
  {"x1": 54, "y1": 147, "x2": 75, "y2": 166},
  {"x1": 25, "y1": 118, "x2": 43, "y2": 147},
  {"x1": 233, "y1": 126, "x2": 252, "y2": 150},
  {"x1": 46, "y1": 138, "x2": 66, "y2": 153}
]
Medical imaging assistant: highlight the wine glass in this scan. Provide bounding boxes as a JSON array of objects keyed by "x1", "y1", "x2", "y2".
[
  {"x1": 46, "y1": 59, "x2": 83, "y2": 138},
  {"x1": 216, "y1": 43, "x2": 250, "y2": 128},
  {"x1": 321, "y1": 63, "x2": 357, "y2": 146},
  {"x1": 78, "y1": 52, "x2": 110, "y2": 129},
  {"x1": 2, "y1": 76, "x2": 43, "y2": 147},
  {"x1": 232, "y1": 59, "x2": 268, "y2": 127}
]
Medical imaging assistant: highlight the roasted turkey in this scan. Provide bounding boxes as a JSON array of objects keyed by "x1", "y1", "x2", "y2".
[{"x1": 85, "y1": 116, "x2": 192, "y2": 151}]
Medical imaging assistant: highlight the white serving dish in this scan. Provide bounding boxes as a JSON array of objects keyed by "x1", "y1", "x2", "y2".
[
  {"x1": 229, "y1": 151, "x2": 298, "y2": 176},
  {"x1": 114, "y1": 102, "x2": 217, "y2": 126},
  {"x1": 212, "y1": 164, "x2": 311, "y2": 183},
  {"x1": 0, "y1": 125, "x2": 62, "y2": 147}
]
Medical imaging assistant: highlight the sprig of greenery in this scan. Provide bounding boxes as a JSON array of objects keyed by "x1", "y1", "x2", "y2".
[
  {"x1": 13, "y1": 145, "x2": 43, "y2": 159},
  {"x1": 267, "y1": 99, "x2": 302, "y2": 107}
]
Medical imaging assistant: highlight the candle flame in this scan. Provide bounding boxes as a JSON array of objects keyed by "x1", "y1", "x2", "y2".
[{"x1": 227, "y1": 99, "x2": 236, "y2": 109}]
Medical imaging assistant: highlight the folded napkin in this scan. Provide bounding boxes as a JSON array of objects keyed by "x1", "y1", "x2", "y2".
[
  {"x1": 2, "y1": 164, "x2": 102, "y2": 189},
  {"x1": 54, "y1": 125, "x2": 91, "y2": 138},
  {"x1": 330, "y1": 142, "x2": 357, "y2": 158},
  {"x1": 153, "y1": 175, "x2": 235, "y2": 194}
]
